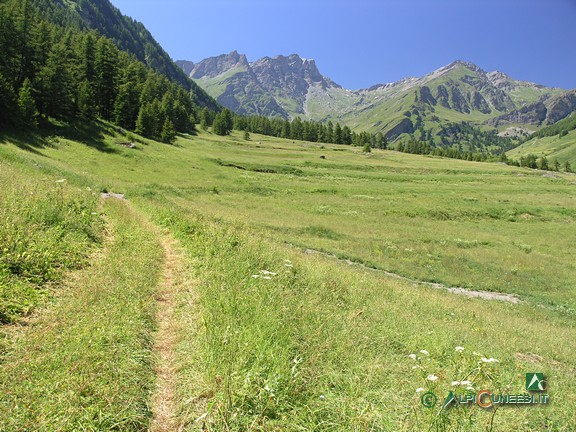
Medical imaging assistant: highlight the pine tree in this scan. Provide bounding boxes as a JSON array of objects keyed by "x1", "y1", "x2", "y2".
[
  {"x1": 36, "y1": 43, "x2": 75, "y2": 118},
  {"x1": 17, "y1": 78, "x2": 38, "y2": 127},
  {"x1": 538, "y1": 156, "x2": 549, "y2": 171},
  {"x1": 212, "y1": 112, "x2": 228, "y2": 136},
  {"x1": 244, "y1": 130, "x2": 250, "y2": 141},
  {"x1": 77, "y1": 79, "x2": 96, "y2": 119},
  {"x1": 94, "y1": 36, "x2": 118, "y2": 119},
  {"x1": 221, "y1": 108, "x2": 234, "y2": 133},
  {"x1": 160, "y1": 117, "x2": 176, "y2": 144},
  {"x1": 135, "y1": 102, "x2": 158, "y2": 139},
  {"x1": 342, "y1": 125, "x2": 352, "y2": 145},
  {"x1": 334, "y1": 123, "x2": 343, "y2": 144},
  {"x1": 114, "y1": 81, "x2": 139, "y2": 128}
]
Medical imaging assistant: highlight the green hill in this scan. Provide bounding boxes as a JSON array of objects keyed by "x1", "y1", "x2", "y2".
[
  {"x1": 31, "y1": 0, "x2": 218, "y2": 109},
  {"x1": 507, "y1": 113, "x2": 576, "y2": 165}
]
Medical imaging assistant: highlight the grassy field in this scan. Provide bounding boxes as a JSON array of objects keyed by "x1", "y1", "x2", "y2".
[
  {"x1": 507, "y1": 129, "x2": 576, "y2": 166},
  {"x1": 1, "y1": 124, "x2": 575, "y2": 430}
]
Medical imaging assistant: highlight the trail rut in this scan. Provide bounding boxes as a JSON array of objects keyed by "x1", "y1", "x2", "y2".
[{"x1": 149, "y1": 235, "x2": 189, "y2": 432}]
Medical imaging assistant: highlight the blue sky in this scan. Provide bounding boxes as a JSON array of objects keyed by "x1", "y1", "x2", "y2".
[{"x1": 111, "y1": 0, "x2": 576, "y2": 90}]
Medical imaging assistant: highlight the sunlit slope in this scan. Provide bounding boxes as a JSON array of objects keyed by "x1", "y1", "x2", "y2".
[
  {"x1": 2, "y1": 126, "x2": 575, "y2": 311},
  {"x1": 507, "y1": 129, "x2": 576, "y2": 165}
]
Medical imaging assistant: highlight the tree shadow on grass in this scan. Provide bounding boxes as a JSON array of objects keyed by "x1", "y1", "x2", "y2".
[
  {"x1": 46, "y1": 119, "x2": 120, "y2": 154},
  {"x1": 0, "y1": 119, "x2": 120, "y2": 155},
  {"x1": 0, "y1": 127, "x2": 46, "y2": 156}
]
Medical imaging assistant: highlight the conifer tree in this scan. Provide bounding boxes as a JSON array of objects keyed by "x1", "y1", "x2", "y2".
[
  {"x1": 18, "y1": 78, "x2": 38, "y2": 128},
  {"x1": 212, "y1": 112, "x2": 228, "y2": 136},
  {"x1": 160, "y1": 117, "x2": 176, "y2": 144},
  {"x1": 135, "y1": 102, "x2": 158, "y2": 138},
  {"x1": 334, "y1": 123, "x2": 343, "y2": 144},
  {"x1": 94, "y1": 36, "x2": 118, "y2": 119}
]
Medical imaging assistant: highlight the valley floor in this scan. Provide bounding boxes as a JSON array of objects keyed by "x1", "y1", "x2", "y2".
[{"x1": 1, "y1": 128, "x2": 575, "y2": 430}]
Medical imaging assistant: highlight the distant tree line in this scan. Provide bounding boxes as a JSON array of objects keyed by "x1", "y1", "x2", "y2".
[
  {"x1": 501, "y1": 153, "x2": 573, "y2": 173},
  {"x1": 0, "y1": 0, "x2": 199, "y2": 143},
  {"x1": 201, "y1": 111, "x2": 389, "y2": 149}
]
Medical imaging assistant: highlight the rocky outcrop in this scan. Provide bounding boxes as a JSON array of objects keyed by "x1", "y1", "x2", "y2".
[
  {"x1": 177, "y1": 52, "x2": 339, "y2": 118},
  {"x1": 177, "y1": 51, "x2": 250, "y2": 79},
  {"x1": 487, "y1": 90, "x2": 576, "y2": 127},
  {"x1": 418, "y1": 86, "x2": 437, "y2": 105},
  {"x1": 386, "y1": 118, "x2": 414, "y2": 140},
  {"x1": 546, "y1": 90, "x2": 576, "y2": 124},
  {"x1": 487, "y1": 101, "x2": 547, "y2": 126}
]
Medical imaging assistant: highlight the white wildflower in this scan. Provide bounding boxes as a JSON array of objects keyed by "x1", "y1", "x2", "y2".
[
  {"x1": 455, "y1": 346, "x2": 465, "y2": 353},
  {"x1": 466, "y1": 385, "x2": 475, "y2": 391},
  {"x1": 251, "y1": 275, "x2": 260, "y2": 279},
  {"x1": 416, "y1": 387, "x2": 425, "y2": 394},
  {"x1": 451, "y1": 380, "x2": 472, "y2": 387},
  {"x1": 426, "y1": 374, "x2": 439, "y2": 382},
  {"x1": 480, "y1": 357, "x2": 499, "y2": 363},
  {"x1": 55, "y1": 179, "x2": 66, "y2": 183},
  {"x1": 262, "y1": 276, "x2": 272, "y2": 280},
  {"x1": 412, "y1": 365, "x2": 420, "y2": 370},
  {"x1": 260, "y1": 270, "x2": 277, "y2": 276},
  {"x1": 408, "y1": 354, "x2": 417, "y2": 360},
  {"x1": 285, "y1": 263, "x2": 293, "y2": 267},
  {"x1": 420, "y1": 350, "x2": 429, "y2": 355},
  {"x1": 319, "y1": 394, "x2": 325, "y2": 400}
]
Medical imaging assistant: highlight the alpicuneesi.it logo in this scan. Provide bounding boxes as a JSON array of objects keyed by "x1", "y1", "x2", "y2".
[{"x1": 421, "y1": 373, "x2": 549, "y2": 409}]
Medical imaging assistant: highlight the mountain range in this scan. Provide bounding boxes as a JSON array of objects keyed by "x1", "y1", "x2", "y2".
[{"x1": 177, "y1": 52, "x2": 576, "y2": 140}]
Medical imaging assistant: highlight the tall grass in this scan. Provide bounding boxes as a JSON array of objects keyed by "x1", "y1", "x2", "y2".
[
  {"x1": 0, "y1": 199, "x2": 164, "y2": 431},
  {"x1": 153, "y1": 205, "x2": 576, "y2": 431},
  {"x1": 0, "y1": 160, "x2": 102, "y2": 323}
]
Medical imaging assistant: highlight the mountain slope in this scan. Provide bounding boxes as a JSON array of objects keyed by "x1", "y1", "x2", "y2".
[
  {"x1": 32, "y1": 0, "x2": 218, "y2": 109},
  {"x1": 506, "y1": 111, "x2": 576, "y2": 165},
  {"x1": 176, "y1": 52, "x2": 341, "y2": 118},
  {"x1": 179, "y1": 54, "x2": 568, "y2": 139}
]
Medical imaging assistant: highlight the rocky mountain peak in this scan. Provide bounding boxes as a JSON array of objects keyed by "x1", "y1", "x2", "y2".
[
  {"x1": 251, "y1": 54, "x2": 326, "y2": 86},
  {"x1": 177, "y1": 51, "x2": 249, "y2": 80}
]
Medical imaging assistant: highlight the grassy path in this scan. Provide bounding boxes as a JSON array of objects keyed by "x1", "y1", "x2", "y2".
[
  {"x1": 0, "y1": 198, "x2": 165, "y2": 431},
  {"x1": 149, "y1": 234, "x2": 195, "y2": 432}
]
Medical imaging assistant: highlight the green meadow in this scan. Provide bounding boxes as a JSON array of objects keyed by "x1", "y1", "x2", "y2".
[{"x1": 1, "y1": 125, "x2": 575, "y2": 430}]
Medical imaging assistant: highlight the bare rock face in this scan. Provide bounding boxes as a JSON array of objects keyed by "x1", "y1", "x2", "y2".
[
  {"x1": 546, "y1": 90, "x2": 576, "y2": 124},
  {"x1": 487, "y1": 101, "x2": 548, "y2": 127},
  {"x1": 178, "y1": 51, "x2": 250, "y2": 79},
  {"x1": 177, "y1": 52, "x2": 338, "y2": 117},
  {"x1": 386, "y1": 117, "x2": 414, "y2": 140},
  {"x1": 487, "y1": 90, "x2": 576, "y2": 127}
]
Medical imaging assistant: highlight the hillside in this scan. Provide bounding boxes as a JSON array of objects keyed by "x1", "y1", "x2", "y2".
[
  {"x1": 178, "y1": 53, "x2": 568, "y2": 140},
  {"x1": 31, "y1": 0, "x2": 218, "y2": 109},
  {"x1": 507, "y1": 112, "x2": 576, "y2": 165}
]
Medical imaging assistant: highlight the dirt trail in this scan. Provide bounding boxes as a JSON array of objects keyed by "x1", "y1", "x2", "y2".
[
  {"x1": 101, "y1": 194, "x2": 192, "y2": 430},
  {"x1": 149, "y1": 235, "x2": 189, "y2": 432}
]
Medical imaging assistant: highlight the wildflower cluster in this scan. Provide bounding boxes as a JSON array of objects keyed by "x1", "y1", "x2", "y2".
[
  {"x1": 408, "y1": 345, "x2": 503, "y2": 397},
  {"x1": 250, "y1": 259, "x2": 295, "y2": 280}
]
